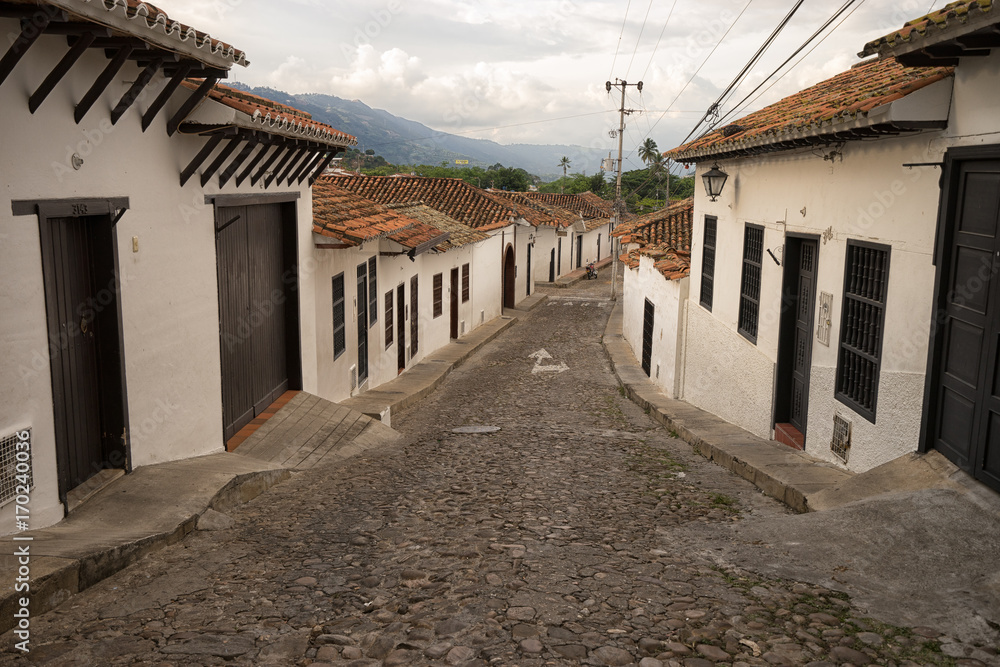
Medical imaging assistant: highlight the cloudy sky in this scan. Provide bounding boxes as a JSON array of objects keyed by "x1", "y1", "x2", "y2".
[{"x1": 157, "y1": 0, "x2": 948, "y2": 171}]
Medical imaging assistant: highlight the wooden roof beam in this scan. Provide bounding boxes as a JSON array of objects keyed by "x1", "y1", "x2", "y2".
[
  {"x1": 141, "y1": 61, "x2": 192, "y2": 132},
  {"x1": 252, "y1": 143, "x2": 291, "y2": 186},
  {"x1": 0, "y1": 13, "x2": 57, "y2": 87},
  {"x1": 264, "y1": 145, "x2": 303, "y2": 188},
  {"x1": 288, "y1": 149, "x2": 324, "y2": 185},
  {"x1": 75, "y1": 43, "x2": 133, "y2": 123},
  {"x1": 179, "y1": 128, "x2": 235, "y2": 187},
  {"x1": 28, "y1": 30, "x2": 99, "y2": 113},
  {"x1": 110, "y1": 56, "x2": 166, "y2": 125},
  {"x1": 236, "y1": 143, "x2": 274, "y2": 187},
  {"x1": 218, "y1": 134, "x2": 260, "y2": 188},
  {"x1": 308, "y1": 150, "x2": 339, "y2": 185},
  {"x1": 166, "y1": 75, "x2": 218, "y2": 137},
  {"x1": 200, "y1": 136, "x2": 243, "y2": 187}
]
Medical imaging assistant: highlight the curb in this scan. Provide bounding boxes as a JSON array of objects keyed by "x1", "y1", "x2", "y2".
[{"x1": 602, "y1": 300, "x2": 851, "y2": 513}]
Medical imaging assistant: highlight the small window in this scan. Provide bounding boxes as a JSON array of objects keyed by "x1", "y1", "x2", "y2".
[
  {"x1": 384, "y1": 288, "x2": 394, "y2": 349},
  {"x1": 836, "y1": 240, "x2": 890, "y2": 423},
  {"x1": 332, "y1": 273, "x2": 345, "y2": 359},
  {"x1": 368, "y1": 256, "x2": 377, "y2": 327},
  {"x1": 461, "y1": 263, "x2": 470, "y2": 302},
  {"x1": 738, "y1": 224, "x2": 764, "y2": 343},
  {"x1": 700, "y1": 216, "x2": 717, "y2": 311},
  {"x1": 433, "y1": 273, "x2": 443, "y2": 318}
]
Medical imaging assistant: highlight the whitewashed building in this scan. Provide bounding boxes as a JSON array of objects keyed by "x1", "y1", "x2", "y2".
[
  {"x1": 660, "y1": 1, "x2": 1000, "y2": 492},
  {"x1": 0, "y1": 1, "x2": 355, "y2": 529}
]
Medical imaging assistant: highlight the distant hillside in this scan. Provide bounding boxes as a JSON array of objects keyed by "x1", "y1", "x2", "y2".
[{"x1": 228, "y1": 83, "x2": 606, "y2": 180}]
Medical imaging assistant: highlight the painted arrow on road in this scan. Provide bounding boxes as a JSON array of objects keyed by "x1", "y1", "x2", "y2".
[{"x1": 529, "y1": 349, "x2": 569, "y2": 374}]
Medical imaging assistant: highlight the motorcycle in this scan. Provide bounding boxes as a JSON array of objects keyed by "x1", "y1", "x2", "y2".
[{"x1": 585, "y1": 262, "x2": 598, "y2": 280}]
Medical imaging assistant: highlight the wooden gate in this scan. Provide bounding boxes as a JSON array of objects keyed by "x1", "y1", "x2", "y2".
[
  {"x1": 927, "y1": 153, "x2": 1000, "y2": 491},
  {"x1": 216, "y1": 202, "x2": 299, "y2": 442},
  {"x1": 39, "y1": 213, "x2": 125, "y2": 501}
]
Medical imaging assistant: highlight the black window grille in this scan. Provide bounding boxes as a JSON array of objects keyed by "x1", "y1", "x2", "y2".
[
  {"x1": 384, "y1": 288, "x2": 393, "y2": 349},
  {"x1": 432, "y1": 273, "x2": 443, "y2": 318},
  {"x1": 738, "y1": 224, "x2": 764, "y2": 342},
  {"x1": 700, "y1": 216, "x2": 717, "y2": 310},
  {"x1": 410, "y1": 275, "x2": 419, "y2": 356},
  {"x1": 836, "y1": 240, "x2": 890, "y2": 422},
  {"x1": 367, "y1": 256, "x2": 377, "y2": 327},
  {"x1": 332, "y1": 273, "x2": 345, "y2": 359},
  {"x1": 461, "y1": 263, "x2": 470, "y2": 302}
]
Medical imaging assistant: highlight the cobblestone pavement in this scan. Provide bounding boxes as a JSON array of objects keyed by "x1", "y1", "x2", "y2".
[{"x1": 1, "y1": 274, "x2": 988, "y2": 666}]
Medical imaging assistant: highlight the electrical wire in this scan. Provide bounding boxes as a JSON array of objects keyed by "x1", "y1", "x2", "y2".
[
  {"x1": 625, "y1": 0, "x2": 655, "y2": 79},
  {"x1": 639, "y1": 0, "x2": 679, "y2": 82},
  {"x1": 609, "y1": 0, "x2": 632, "y2": 81},
  {"x1": 712, "y1": 0, "x2": 861, "y2": 131},
  {"x1": 680, "y1": 0, "x2": 806, "y2": 146}
]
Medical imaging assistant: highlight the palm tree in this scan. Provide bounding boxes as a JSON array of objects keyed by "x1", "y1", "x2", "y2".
[
  {"x1": 558, "y1": 156, "x2": 571, "y2": 193},
  {"x1": 639, "y1": 138, "x2": 659, "y2": 166}
]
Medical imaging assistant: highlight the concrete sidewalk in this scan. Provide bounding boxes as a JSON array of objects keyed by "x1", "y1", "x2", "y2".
[
  {"x1": 342, "y1": 295, "x2": 547, "y2": 424},
  {"x1": 603, "y1": 300, "x2": 989, "y2": 513}
]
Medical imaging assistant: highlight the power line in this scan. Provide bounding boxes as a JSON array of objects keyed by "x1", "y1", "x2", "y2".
[
  {"x1": 639, "y1": 0, "x2": 679, "y2": 82},
  {"x1": 625, "y1": 0, "x2": 655, "y2": 79},
  {"x1": 609, "y1": 0, "x2": 632, "y2": 80},
  {"x1": 681, "y1": 0, "x2": 806, "y2": 146},
  {"x1": 713, "y1": 0, "x2": 862, "y2": 130},
  {"x1": 721, "y1": 0, "x2": 868, "y2": 128}
]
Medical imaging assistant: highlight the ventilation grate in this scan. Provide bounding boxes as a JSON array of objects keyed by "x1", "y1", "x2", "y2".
[
  {"x1": 831, "y1": 414, "x2": 851, "y2": 463},
  {"x1": 0, "y1": 429, "x2": 32, "y2": 507}
]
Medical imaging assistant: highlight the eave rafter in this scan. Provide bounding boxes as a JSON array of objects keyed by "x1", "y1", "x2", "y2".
[{"x1": 0, "y1": 3, "x2": 229, "y2": 129}]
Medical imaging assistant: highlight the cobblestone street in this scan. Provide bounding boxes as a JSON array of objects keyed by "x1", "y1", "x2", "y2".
[{"x1": 1, "y1": 276, "x2": 978, "y2": 666}]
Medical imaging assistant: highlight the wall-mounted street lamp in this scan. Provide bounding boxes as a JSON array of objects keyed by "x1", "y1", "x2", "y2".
[{"x1": 702, "y1": 163, "x2": 729, "y2": 202}]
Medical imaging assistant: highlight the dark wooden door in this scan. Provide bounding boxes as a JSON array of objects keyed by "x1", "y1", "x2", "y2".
[
  {"x1": 597, "y1": 234, "x2": 601, "y2": 260},
  {"x1": 642, "y1": 298, "x2": 654, "y2": 376},
  {"x1": 216, "y1": 203, "x2": 298, "y2": 441},
  {"x1": 549, "y1": 249, "x2": 555, "y2": 282},
  {"x1": 357, "y1": 263, "x2": 369, "y2": 384},
  {"x1": 774, "y1": 238, "x2": 819, "y2": 440},
  {"x1": 557, "y1": 238, "x2": 562, "y2": 275},
  {"x1": 410, "y1": 275, "x2": 419, "y2": 357},
  {"x1": 450, "y1": 267, "x2": 459, "y2": 339},
  {"x1": 39, "y1": 214, "x2": 125, "y2": 500},
  {"x1": 397, "y1": 284, "x2": 406, "y2": 373},
  {"x1": 526, "y1": 243, "x2": 532, "y2": 296},
  {"x1": 503, "y1": 246, "x2": 515, "y2": 309},
  {"x1": 932, "y1": 160, "x2": 1000, "y2": 490},
  {"x1": 576, "y1": 235, "x2": 583, "y2": 268}
]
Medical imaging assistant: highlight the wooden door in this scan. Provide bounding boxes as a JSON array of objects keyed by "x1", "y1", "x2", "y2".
[
  {"x1": 39, "y1": 214, "x2": 125, "y2": 500},
  {"x1": 549, "y1": 249, "x2": 555, "y2": 282},
  {"x1": 775, "y1": 238, "x2": 818, "y2": 439},
  {"x1": 450, "y1": 267, "x2": 459, "y2": 339},
  {"x1": 503, "y1": 246, "x2": 515, "y2": 309},
  {"x1": 397, "y1": 284, "x2": 406, "y2": 373},
  {"x1": 526, "y1": 243, "x2": 532, "y2": 296},
  {"x1": 576, "y1": 235, "x2": 583, "y2": 268},
  {"x1": 410, "y1": 275, "x2": 419, "y2": 357},
  {"x1": 931, "y1": 159, "x2": 1000, "y2": 490},
  {"x1": 642, "y1": 298, "x2": 654, "y2": 376},
  {"x1": 216, "y1": 203, "x2": 298, "y2": 441},
  {"x1": 557, "y1": 238, "x2": 562, "y2": 275}
]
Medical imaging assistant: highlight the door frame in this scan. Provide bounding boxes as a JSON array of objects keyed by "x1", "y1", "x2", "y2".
[
  {"x1": 771, "y1": 233, "x2": 820, "y2": 442},
  {"x1": 921, "y1": 144, "x2": 1000, "y2": 491},
  {"x1": 16, "y1": 197, "x2": 132, "y2": 504},
  {"x1": 503, "y1": 244, "x2": 516, "y2": 309}
]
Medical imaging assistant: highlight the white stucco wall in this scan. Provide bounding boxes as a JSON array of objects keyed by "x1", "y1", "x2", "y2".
[
  {"x1": 683, "y1": 129, "x2": 944, "y2": 471},
  {"x1": 0, "y1": 26, "x2": 314, "y2": 530},
  {"x1": 622, "y1": 260, "x2": 689, "y2": 398}
]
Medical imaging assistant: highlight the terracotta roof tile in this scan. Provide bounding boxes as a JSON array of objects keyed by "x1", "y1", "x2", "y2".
[
  {"x1": 390, "y1": 204, "x2": 490, "y2": 249},
  {"x1": 612, "y1": 197, "x2": 693, "y2": 250},
  {"x1": 521, "y1": 192, "x2": 611, "y2": 220},
  {"x1": 666, "y1": 57, "x2": 953, "y2": 161},
  {"x1": 323, "y1": 175, "x2": 516, "y2": 231},
  {"x1": 312, "y1": 181, "x2": 418, "y2": 246},
  {"x1": 485, "y1": 191, "x2": 575, "y2": 228},
  {"x1": 183, "y1": 81, "x2": 357, "y2": 147},
  {"x1": 861, "y1": 0, "x2": 994, "y2": 57},
  {"x1": 25, "y1": 0, "x2": 247, "y2": 67},
  {"x1": 621, "y1": 243, "x2": 691, "y2": 281}
]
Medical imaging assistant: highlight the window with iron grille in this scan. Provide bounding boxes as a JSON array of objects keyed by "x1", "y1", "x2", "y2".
[
  {"x1": 836, "y1": 240, "x2": 890, "y2": 422},
  {"x1": 461, "y1": 263, "x2": 470, "y2": 302},
  {"x1": 738, "y1": 224, "x2": 764, "y2": 342},
  {"x1": 700, "y1": 216, "x2": 717, "y2": 311},
  {"x1": 332, "y1": 273, "x2": 346, "y2": 359},
  {"x1": 410, "y1": 275, "x2": 419, "y2": 356},
  {"x1": 384, "y1": 288, "x2": 394, "y2": 349},
  {"x1": 367, "y1": 256, "x2": 378, "y2": 327},
  {"x1": 432, "y1": 273, "x2": 443, "y2": 318}
]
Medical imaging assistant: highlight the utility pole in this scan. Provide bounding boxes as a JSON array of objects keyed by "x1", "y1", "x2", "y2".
[{"x1": 606, "y1": 79, "x2": 642, "y2": 301}]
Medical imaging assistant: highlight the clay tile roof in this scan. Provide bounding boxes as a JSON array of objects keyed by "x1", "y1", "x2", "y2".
[
  {"x1": 621, "y1": 243, "x2": 691, "y2": 281},
  {"x1": 184, "y1": 81, "x2": 357, "y2": 147},
  {"x1": 312, "y1": 181, "x2": 418, "y2": 246},
  {"x1": 861, "y1": 0, "x2": 995, "y2": 57},
  {"x1": 611, "y1": 197, "x2": 693, "y2": 250},
  {"x1": 385, "y1": 220, "x2": 448, "y2": 251},
  {"x1": 521, "y1": 192, "x2": 610, "y2": 220},
  {"x1": 665, "y1": 57, "x2": 953, "y2": 161},
  {"x1": 28, "y1": 0, "x2": 247, "y2": 67},
  {"x1": 322, "y1": 175, "x2": 516, "y2": 232},
  {"x1": 390, "y1": 204, "x2": 490, "y2": 250},
  {"x1": 485, "y1": 191, "x2": 574, "y2": 228}
]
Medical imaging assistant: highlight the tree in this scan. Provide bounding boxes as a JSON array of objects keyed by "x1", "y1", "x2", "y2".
[
  {"x1": 558, "y1": 156, "x2": 571, "y2": 193},
  {"x1": 638, "y1": 138, "x2": 659, "y2": 166}
]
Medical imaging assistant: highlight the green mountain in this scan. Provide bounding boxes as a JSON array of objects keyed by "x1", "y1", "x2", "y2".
[{"x1": 228, "y1": 84, "x2": 607, "y2": 180}]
